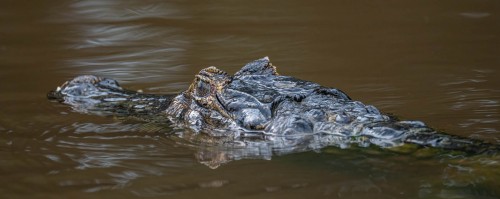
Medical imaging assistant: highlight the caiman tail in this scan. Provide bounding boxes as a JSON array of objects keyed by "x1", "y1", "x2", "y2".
[
  {"x1": 405, "y1": 131, "x2": 500, "y2": 155},
  {"x1": 355, "y1": 119, "x2": 499, "y2": 155}
]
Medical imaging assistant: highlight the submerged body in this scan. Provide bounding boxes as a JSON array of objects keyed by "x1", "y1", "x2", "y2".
[{"x1": 48, "y1": 57, "x2": 498, "y2": 158}]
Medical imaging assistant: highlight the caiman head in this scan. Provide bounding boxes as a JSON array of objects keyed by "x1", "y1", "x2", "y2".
[
  {"x1": 46, "y1": 75, "x2": 131, "y2": 113},
  {"x1": 47, "y1": 75, "x2": 124, "y2": 100},
  {"x1": 165, "y1": 57, "x2": 278, "y2": 137}
]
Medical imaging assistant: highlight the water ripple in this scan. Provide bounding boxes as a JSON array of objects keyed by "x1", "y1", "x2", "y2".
[
  {"x1": 439, "y1": 69, "x2": 500, "y2": 137},
  {"x1": 60, "y1": 1, "x2": 188, "y2": 22},
  {"x1": 48, "y1": 1, "x2": 191, "y2": 85},
  {"x1": 459, "y1": 12, "x2": 491, "y2": 19}
]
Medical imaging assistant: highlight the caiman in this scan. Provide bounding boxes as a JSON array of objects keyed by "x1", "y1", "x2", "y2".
[{"x1": 47, "y1": 57, "x2": 499, "y2": 162}]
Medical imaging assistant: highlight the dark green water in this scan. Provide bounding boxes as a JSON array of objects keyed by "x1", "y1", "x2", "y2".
[{"x1": 1, "y1": 1, "x2": 499, "y2": 198}]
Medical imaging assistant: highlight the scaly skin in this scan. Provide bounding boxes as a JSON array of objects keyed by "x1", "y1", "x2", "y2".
[
  {"x1": 47, "y1": 75, "x2": 173, "y2": 121},
  {"x1": 48, "y1": 57, "x2": 499, "y2": 158}
]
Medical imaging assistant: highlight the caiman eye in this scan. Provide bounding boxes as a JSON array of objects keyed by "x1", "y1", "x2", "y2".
[{"x1": 195, "y1": 80, "x2": 211, "y2": 97}]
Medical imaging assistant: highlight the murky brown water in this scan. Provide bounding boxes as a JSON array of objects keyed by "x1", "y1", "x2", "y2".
[{"x1": 1, "y1": 0, "x2": 500, "y2": 198}]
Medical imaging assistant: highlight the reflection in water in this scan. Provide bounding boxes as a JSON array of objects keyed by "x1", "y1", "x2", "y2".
[
  {"x1": 24, "y1": 117, "x2": 498, "y2": 197},
  {"x1": 1, "y1": 0, "x2": 500, "y2": 198},
  {"x1": 351, "y1": 83, "x2": 405, "y2": 110},
  {"x1": 65, "y1": 1, "x2": 187, "y2": 22},
  {"x1": 52, "y1": 1, "x2": 190, "y2": 85},
  {"x1": 439, "y1": 69, "x2": 499, "y2": 140},
  {"x1": 130, "y1": 179, "x2": 230, "y2": 197},
  {"x1": 36, "y1": 122, "x2": 195, "y2": 193},
  {"x1": 459, "y1": 12, "x2": 491, "y2": 19}
]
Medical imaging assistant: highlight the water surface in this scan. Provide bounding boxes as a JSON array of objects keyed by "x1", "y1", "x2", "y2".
[{"x1": 1, "y1": 0, "x2": 499, "y2": 198}]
